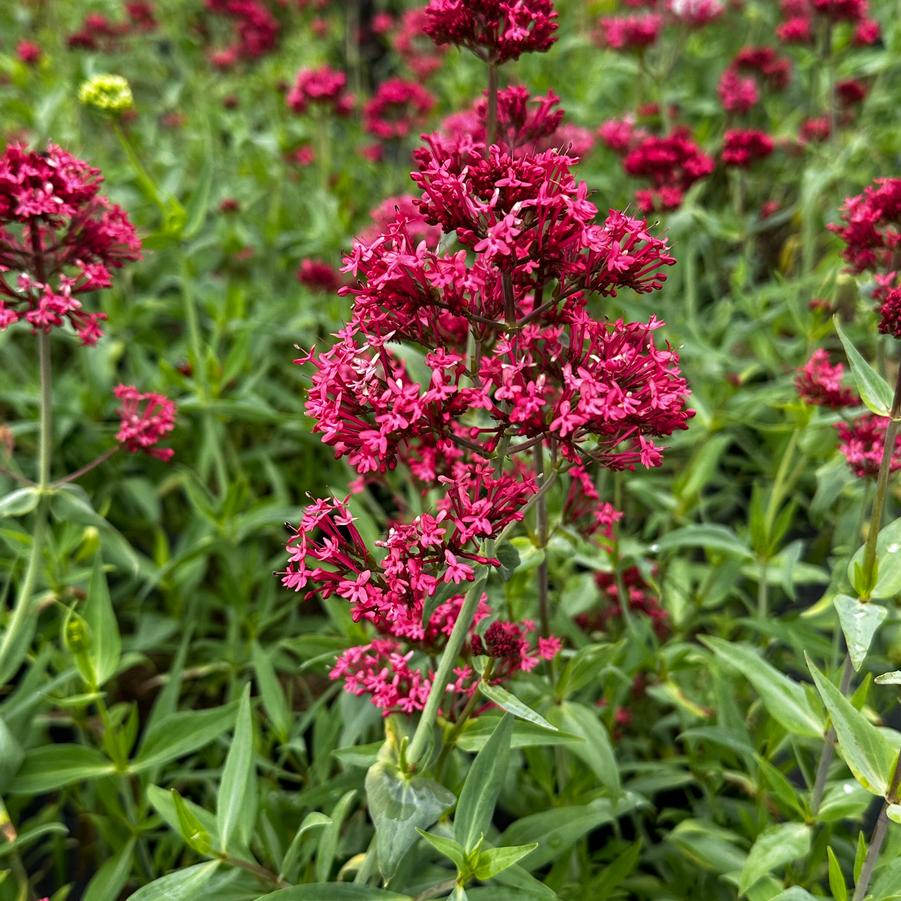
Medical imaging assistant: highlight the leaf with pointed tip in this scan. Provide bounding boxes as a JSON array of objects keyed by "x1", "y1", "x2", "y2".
[
  {"x1": 217, "y1": 684, "x2": 255, "y2": 852},
  {"x1": 807, "y1": 654, "x2": 897, "y2": 796},
  {"x1": 848, "y1": 517, "x2": 901, "y2": 599},
  {"x1": 876, "y1": 671, "x2": 901, "y2": 685},
  {"x1": 84, "y1": 556, "x2": 121, "y2": 688},
  {"x1": 127, "y1": 861, "x2": 220, "y2": 900},
  {"x1": 547, "y1": 701, "x2": 619, "y2": 795},
  {"x1": 417, "y1": 829, "x2": 468, "y2": 872},
  {"x1": 478, "y1": 683, "x2": 557, "y2": 732},
  {"x1": 473, "y1": 844, "x2": 539, "y2": 881},
  {"x1": 834, "y1": 316, "x2": 893, "y2": 416},
  {"x1": 834, "y1": 595, "x2": 887, "y2": 671},
  {"x1": 738, "y1": 822, "x2": 811, "y2": 894}
]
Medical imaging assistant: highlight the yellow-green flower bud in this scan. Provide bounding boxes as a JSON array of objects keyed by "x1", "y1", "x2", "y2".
[{"x1": 78, "y1": 74, "x2": 134, "y2": 113}]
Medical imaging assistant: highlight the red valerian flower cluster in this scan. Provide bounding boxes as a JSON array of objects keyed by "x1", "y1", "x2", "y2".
[
  {"x1": 363, "y1": 79, "x2": 436, "y2": 142},
  {"x1": 720, "y1": 129, "x2": 775, "y2": 167},
  {"x1": 206, "y1": 0, "x2": 279, "y2": 68},
  {"x1": 830, "y1": 178, "x2": 900, "y2": 335},
  {"x1": 836, "y1": 414, "x2": 901, "y2": 478},
  {"x1": 67, "y1": 3, "x2": 158, "y2": 51},
  {"x1": 0, "y1": 144, "x2": 142, "y2": 344},
  {"x1": 621, "y1": 130, "x2": 715, "y2": 212},
  {"x1": 578, "y1": 567, "x2": 668, "y2": 640},
  {"x1": 423, "y1": 0, "x2": 559, "y2": 64},
  {"x1": 667, "y1": 0, "x2": 724, "y2": 25},
  {"x1": 795, "y1": 349, "x2": 858, "y2": 408},
  {"x1": 286, "y1": 67, "x2": 354, "y2": 116},
  {"x1": 393, "y1": 8, "x2": 446, "y2": 80},
  {"x1": 596, "y1": 14, "x2": 662, "y2": 51},
  {"x1": 113, "y1": 384, "x2": 176, "y2": 461},
  {"x1": 297, "y1": 259, "x2": 342, "y2": 294},
  {"x1": 776, "y1": 0, "x2": 879, "y2": 45}
]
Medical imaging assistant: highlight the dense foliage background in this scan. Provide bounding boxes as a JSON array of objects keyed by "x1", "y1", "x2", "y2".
[{"x1": 0, "y1": 1, "x2": 900, "y2": 899}]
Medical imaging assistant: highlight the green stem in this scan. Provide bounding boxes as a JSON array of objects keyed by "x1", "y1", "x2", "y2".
[
  {"x1": 407, "y1": 575, "x2": 487, "y2": 771},
  {"x1": 853, "y1": 750, "x2": 901, "y2": 901},
  {"x1": 435, "y1": 659, "x2": 495, "y2": 778},
  {"x1": 486, "y1": 62, "x2": 498, "y2": 151},
  {"x1": 112, "y1": 121, "x2": 166, "y2": 213},
  {"x1": 0, "y1": 332, "x2": 52, "y2": 684},
  {"x1": 534, "y1": 444, "x2": 550, "y2": 637},
  {"x1": 860, "y1": 365, "x2": 901, "y2": 596}
]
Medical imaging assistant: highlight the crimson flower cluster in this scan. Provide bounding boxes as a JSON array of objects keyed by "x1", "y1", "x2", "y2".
[
  {"x1": 0, "y1": 144, "x2": 142, "y2": 344},
  {"x1": 596, "y1": 14, "x2": 661, "y2": 51},
  {"x1": 66, "y1": 3, "x2": 157, "y2": 51},
  {"x1": 795, "y1": 349, "x2": 857, "y2": 408},
  {"x1": 423, "y1": 0, "x2": 558, "y2": 64},
  {"x1": 287, "y1": 67, "x2": 354, "y2": 116},
  {"x1": 578, "y1": 567, "x2": 668, "y2": 640},
  {"x1": 206, "y1": 0, "x2": 280, "y2": 68},
  {"x1": 776, "y1": 0, "x2": 879, "y2": 45},
  {"x1": 393, "y1": 8, "x2": 446, "y2": 80},
  {"x1": 836, "y1": 415, "x2": 901, "y2": 479},
  {"x1": 363, "y1": 79, "x2": 435, "y2": 142},
  {"x1": 830, "y1": 178, "x2": 900, "y2": 337},
  {"x1": 721, "y1": 129, "x2": 775, "y2": 168},
  {"x1": 113, "y1": 384, "x2": 176, "y2": 462}
]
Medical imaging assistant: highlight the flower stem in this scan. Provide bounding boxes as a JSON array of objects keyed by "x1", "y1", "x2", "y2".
[
  {"x1": 534, "y1": 444, "x2": 550, "y2": 637},
  {"x1": 407, "y1": 574, "x2": 487, "y2": 771},
  {"x1": 55, "y1": 446, "x2": 119, "y2": 485},
  {"x1": 860, "y1": 364, "x2": 901, "y2": 596},
  {"x1": 852, "y1": 750, "x2": 901, "y2": 901},
  {"x1": 486, "y1": 62, "x2": 498, "y2": 151},
  {"x1": 0, "y1": 331, "x2": 52, "y2": 685}
]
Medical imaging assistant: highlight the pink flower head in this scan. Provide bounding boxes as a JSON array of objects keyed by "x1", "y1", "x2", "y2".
[
  {"x1": 667, "y1": 0, "x2": 724, "y2": 25},
  {"x1": 718, "y1": 68, "x2": 759, "y2": 114},
  {"x1": 206, "y1": 0, "x2": 279, "y2": 62},
  {"x1": 733, "y1": 46, "x2": 791, "y2": 90},
  {"x1": 16, "y1": 40, "x2": 42, "y2": 65},
  {"x1": 837, "y1": 414, "x2": 901, "y2": 478},
  {"x1": 287, "y1": 66, "x2": 354, "y2": 116},
  {"x1": 877, "y1": 287, "x2": 901, "y2": 339},
  {"x1": 423, "y1": 0, "x2": 559, "y2": 64},
  {"x1": 581, "y1": 567, "x2": 668, "y2": 639},
  {"x1": 623, "y1": 129, "x2": 714, "y2": 211},
  {"x1": 0, "y1": 144, "x2": 141, "y2": 343},
  {"x1": 795, "y1": 349, "x2": 857, "y2": 407},
  {"x1": 854, "y1": 18, "x2": 881, "y2": 44},
  {"x1": 811, "y1": 0, "x2": 868, "y2": 22},
  {"x1": 363, "y1": 79, "x2": 435, "y2": 141},
  {"x1": 597, "y1": 14, "x2": 662, "y2": 50},
  {"x1": 297, "y1": 259, "x2": 342, "y2": 293},
  {"x1": 394, "y1": 8, "x2": 446, "y2": 79},
  {"x1": 829, "y1": 178, "x2": 901, "y2": 274},
  {"x1": 113, "y1": 384, "x2": 176, "y2": 461},
  {"x1": 721, "y1": 129, "x2": 774, "y2": 167},
  {"x1": 777, "y1": 16, "x2": 813, "y2": 43}
]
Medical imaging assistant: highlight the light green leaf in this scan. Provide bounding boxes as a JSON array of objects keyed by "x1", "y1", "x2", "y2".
[
  {"x1": 126, "y1": 861, "x2": 219, "y2": 900},
  {"x1": 547, "y1": 701, "x2": 619, "y2": 795},
  {"x1": 252, "y1": 641, "x2": 292, "y2": 742},
  {"x1": 702, "y1": 637, "x2": 823, "y2": 738},
  {"x1": 478, "y1": 683, "x2": 557, "y2": 732},
  {"x1": 146, "y1": 785, "x2": 217, "y2": 851},
  {"x1": 473, "y1": 844, "x2": 539, "y2": 881},
  {"x1": 875, "y1": 671, "x2": 901, "y2": 685},
  {"x1": 807, "y1": 654, "x2": 897, "y2": 796},
  {"x1": 0, "y1": 487, "x2": 39, "y2": 518},
  {"x1": 217, "y1": 685, "x2": 254, "y2": 852},
  {"x1": 132, "y1": 702, "x2": 237, "y2": 773},
  {"x1": 0, "y1": 823, "x2": 68, "y2": 859},
  {"x1": 0, "y1": 716, "x2": 24, "y2": 792},
  {"x1": 84, "y1": 839, "x2": 136, "y2": 901},
  {"x1": 11, "y1": 744, "x2": 115, "y2": 793},
  {"x1": 738, "y1": 822, "x2": 811, "y2": 895},
  {"x1": 827, "y1": 847, "x2": 848, "y2": 901},
  {"x1": 279, "y1": 812, "x2": 331, "y2": 882},
  {"x1": 834, "y1": 595, "x2": 887, "y2": 671},
  {"x1": 455, "y1": 714, "x2": 512, "y2": 853},
  {"x1": 654, "y1": 525, "x2": 753, "y2": 559},
  {"x1": 499, "y1": 795, "x2": 642, "y2": 871},
  {"x1": 848, "y1": 517, "x2": 901, "y2": 600},
  {"x1": 315, "y1": 790, "x2": 357, "y2": 883},
  {"x1": 258, "y1": 886, "x2": 411, "y2": 900},
  {"x1": 171, "y1": 788, "x2": 211, "y2": 854},
  {"x1": 457, "y1": 716, "x2": 581, "y2": 753},
  {"x1": 84, "y1": 556, "x2": 121, "y2": 687},
  {"x1": 417, "y1": 829, "x2": 468, "y2": 872},
  {"x1": 834, "y1": 316, "x2": 893, "y2": 416},
  {"x1": 365, "y1": 760, "x2": 455, "y2": 879},
  {"x1": 887, "y1": 804, "x2": 901, "y2": 824}
]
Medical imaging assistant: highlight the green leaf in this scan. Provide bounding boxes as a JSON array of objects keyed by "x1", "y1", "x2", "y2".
[
  {"x1": 146, "y1": 785, "x2": 218, "y2": 851},
  {"x1": 417, "y1": 829, "x2": 468, "y2": 872},
  {"x1": 0, "y1": 823, "x2": 68, "y2": 859},
  {"x1": 654, "y1": 524, "x2": 754, "y2": 559},
  {"x1": 279, "y1": 812, "x2": 331, "y2": 882},
  {"x1": 854, "y1": 830, "x2": 866, "y2": 882},
  {"x1": 807, "y1": 654, "x2": 898, "y2": 796},
  {"x1": 11, "y1": 744, "x2": 115, "y2": 793},
  {"x1": 875, "y1": 671, "x2": 901, "y2": 685},
  {"x1": 315, "y1": 789, "x2": 357, "y2": 883},
  {"x1": 0, "y1": 716, "x2": 24, "y2": 793},
  {"x1": 834, "y1": 316, "x2": 893, "y2": 416},
  {"x1": 496, "y1": 542, "x2": 521, "y2": 581},
  {"x1": 252, "y1": 641, "x2": 292, "y2": 742},
  {"x1": 473, "y1": 844, "x2": 539, "y2": 881},
  {"x1": 455, "y1": 713, "x2": 513, "y2": 853},
  {"x1": 834, "y1": 595, "x2": 888, "y2": 671},
  {"x1": 126, "y1": 861, "x2": 220, "y2": 900},
  {"x1": 83, "y1": 840, "x2": 136, "y2": 901},
  {"x1": 887, "y1": 803, "x2": 901, "y2": 824},
  {"x1": 702, "y1": 637, "x2": 823, "y2": 738},
  {"x1": 217, "y1": 685, "x2": 255, "y2": 853},
  {"x1": 365, "y1": 760, "x2": 455, "y2": 879},
  {"x1": 848, "y1": 516, "x2": 901, "y2": 600},
  {"x1": 171, "y1": 789, "x2": 211, "y2": 854},
  {"x1": 84, "y1": 556, "x2": 121, "y2": 688},
  {"x1": 258, "y1": 886, "x2": 412, "y2": 900},
  {"x1": 456, "y1": 716, "x2": 581, "y2": 753},
  {"x1": 0, "y1": 487, "x2": 39, "y2": 518},
  {"x1": 827, "y1": 847, "x2": 848, "y2": 901},
  {"x1": 547, "y1": 701, "x2": 619, "y2": 795},
  {"x1": 132, "y1": 702, "x2": 237, "y2": 773},
  {"x1": 738, "y1": 822, "x2": 811, "y2": 895},
  {"x1": 499, "y1": 795, "x2": 642, "y2": 871},
  {"x1": 478, "y1": 682, "x2": 557, "y2": 732}
]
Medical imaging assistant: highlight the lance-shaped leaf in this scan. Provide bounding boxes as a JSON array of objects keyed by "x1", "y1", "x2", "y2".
[
  {"x1": 547, "y1": 701, "x2": 619, "y2": 795},
  {"x1": 834, "y1": 316, "x2": 894, "y2": 416},
  {"x1": 833, "y1": 594, "x2": 887, "y2": 671},
  {"x1": 127, "y1": 861, "x2": 220, "y2": 901},
  {"x1": 478, "y1": 682, "x2": 557, "y2": 732},
  {"x1": 217, "y1": 684, "x2": 255, "y2": 852},
  {"x1": 738, "y1": 822, "x2": 811, "y2": 894},
  {"x1": 702, "y1": 637, "x2": 823, "y2": 738},
  {"x1": 807, "y1": 654, "x2": 897, "y2": 796},
  {"x1": 83, "y1": 555, "x2": 121, "y2": 688},
  {"x1": 848, "y1": 516, "x2": 901, "y2": 600}
]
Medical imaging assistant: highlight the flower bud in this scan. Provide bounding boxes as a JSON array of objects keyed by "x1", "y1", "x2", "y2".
[{"x1": 78, "y1": 74, "x2": 134, "y2": 113}]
